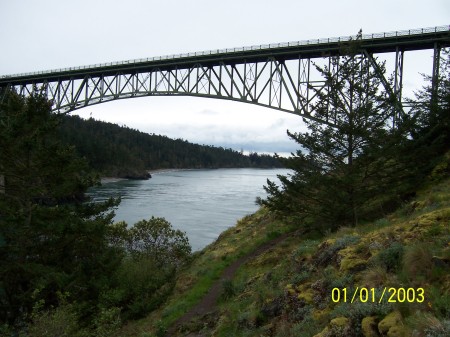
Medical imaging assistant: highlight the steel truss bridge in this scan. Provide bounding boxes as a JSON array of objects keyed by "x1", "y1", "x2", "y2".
[{"x1": 0, "y1": 26, "x2": 449, "y2": 125}]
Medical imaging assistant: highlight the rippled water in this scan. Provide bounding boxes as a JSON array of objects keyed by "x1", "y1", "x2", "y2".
[{"x1": 88, "y1": 168, "x2": 290, "y2": 251}]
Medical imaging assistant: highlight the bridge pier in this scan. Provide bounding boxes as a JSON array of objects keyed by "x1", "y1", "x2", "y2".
[{"x1": 431, "y1": 43, "x2": 442, "y2": 106}]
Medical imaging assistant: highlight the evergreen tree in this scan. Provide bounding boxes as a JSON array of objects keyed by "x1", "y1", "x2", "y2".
[
  {"x1": 263, "y1": 37, "x2": 403, "y2": 229},
  {"x1": 406, "y1": 48, "x2": 450, "y2": 176},
  {"x1": 0, "y1": 90, "x2": 120, "y2": 325}
]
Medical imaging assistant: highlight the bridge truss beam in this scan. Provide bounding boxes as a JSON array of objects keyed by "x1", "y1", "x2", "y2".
[
  {"x1": 1, "y1": 26, "x2": 449, "y2": 126},
  {"x1": 0, "y1": 54, "x2": 412, "y2": 125}
]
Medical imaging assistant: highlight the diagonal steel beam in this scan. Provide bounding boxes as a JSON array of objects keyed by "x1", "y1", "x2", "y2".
[{"x1": 363, "y1": 50, "x2": 404, "y2": 123}]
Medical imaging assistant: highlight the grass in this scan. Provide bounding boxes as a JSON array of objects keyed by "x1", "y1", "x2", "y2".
[{"x1": 211, "y1": 233, "x2": 303, "y2": 336}]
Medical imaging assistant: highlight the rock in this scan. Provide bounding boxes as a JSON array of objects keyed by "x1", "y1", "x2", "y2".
[
  {"x1": 361, "y1": 316, "x2": 379, "y2": 337},
  {"x1": 119, "y1": 169, "x2": 152, "y2": 180},
  {"x1": 125, "y1": 171, "x2": 152, "y2": 180},
  {"x1": 432, "y1": 256, "x2": 450, "y2": 268}
]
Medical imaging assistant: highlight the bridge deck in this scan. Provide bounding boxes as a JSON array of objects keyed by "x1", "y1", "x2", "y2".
[{"x1": 1, "y1": 26, "x2": 449, "y2": 86}]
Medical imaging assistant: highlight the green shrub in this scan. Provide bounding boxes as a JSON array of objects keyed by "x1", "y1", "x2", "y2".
[
  {"x1": 293, "y1": 239, "x2": 320, "y2": 257},
  {"x1": 331, "y1": 300, "x2": 392, "y2": 336},
  {"x1": 289, "y1": 314, "x2": 322, "y2": 337},
  {"x1": 290, "y1": 270, "x2": 311, "y2": 284},
  {"x1": 127, "y1": 217, "x2": 192, "y2": 266},
  {"x1": 93, "y1": 307, "x2": 121, "y2": 337},
  {"x1": 155, "y1": 320, "x2": 167, "y2": 337},
  {"x1": 266, "y1": 230, "x2": 282, "y2": 240},
  {"x1": 374, "y1": 218, "x2": 390, "y2": 227},
  {"x1": 102, "y1": 217, "x2": 192, "y2": 320},
  {"x1": 99, "y1": 258, "x2": 174, "y2": 320},
  {"x1": 426, "y1": 223, "x2": 443, "y2": 238},
  {"x1": 27, "y1": 302, "x2": 83, "y2": 337},
  {"x1": 428, "y1": 286, "x2": 450, "y2": 319},
  {"x1": 220, "y1": 279, "x2": 236, "y2": 301},
  {"x1": 330, "y1": 273, "x2": 354, "y2": 290},
  {"x1": 375, "y1": 242, "x2": 404, "y2": 272}
]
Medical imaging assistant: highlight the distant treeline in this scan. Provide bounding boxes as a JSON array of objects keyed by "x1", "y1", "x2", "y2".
[{"x1": 58, "y1": 115, "x2": 282, "y2": 178}]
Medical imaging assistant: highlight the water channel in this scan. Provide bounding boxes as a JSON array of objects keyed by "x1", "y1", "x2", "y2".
[{"x1": 88, "y1": 168, "x2": 290, "y2": 251}]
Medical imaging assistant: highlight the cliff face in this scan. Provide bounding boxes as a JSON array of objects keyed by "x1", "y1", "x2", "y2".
[{"x1": 120, "y1": 177, "x2": 450, "y2": 337}]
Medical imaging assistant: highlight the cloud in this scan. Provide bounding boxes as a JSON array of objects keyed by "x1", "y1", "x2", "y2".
[
  {"x1": 133, "y1": 120, "x2": 298, "y2": 154},
  {"x1": 197, "y1": 109, "x2": 221, "y2": 116},
  {"x1": 74, "y1": 94, "x2": 306, "y2": 153}
]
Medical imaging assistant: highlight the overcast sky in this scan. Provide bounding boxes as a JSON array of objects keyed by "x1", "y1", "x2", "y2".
[{"x1": 1, "y1": 0, "x2": 448, "y2": 154}]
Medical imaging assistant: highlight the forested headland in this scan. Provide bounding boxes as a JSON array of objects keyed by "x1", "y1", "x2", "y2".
[{"x1": 58, "y1": 115, "x2": 282, "y2": 179}]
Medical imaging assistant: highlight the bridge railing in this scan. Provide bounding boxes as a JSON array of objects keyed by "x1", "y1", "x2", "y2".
[{"x1": 1, "y1": 25, "x2": 448, "y2": 79}]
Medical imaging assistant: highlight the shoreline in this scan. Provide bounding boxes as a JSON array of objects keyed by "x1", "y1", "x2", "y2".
[
  {"x1": 100, "y1": 177, "x2": 127, "y2": 184},
  {"x1": 147, "y1": 168, "x2": 185, "y2": 175}
]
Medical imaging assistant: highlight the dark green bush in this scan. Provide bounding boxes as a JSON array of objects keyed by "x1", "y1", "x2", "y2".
[
  {"x1": 101, "y1": 217, "x2": 192, "y2": 320},
  {"x1": 376, "y1": 242, "x2": 404, "y2": 272}
]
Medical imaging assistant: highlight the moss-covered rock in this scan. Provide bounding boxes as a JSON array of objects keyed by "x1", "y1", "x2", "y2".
[
  {"x1": 312, "y1": 307, "x2": 331, "y2": 321},
  {"x1": 330, "y1": 316, "x2": 349, "y2": 328},
  {"x1": 313, "y1": 326, "x2": 330, "y2": 337},
  {"x1": 313, "y1": 317, "x2": 350, "y2": 337},
  {"x1": 361, "y1": 316, "x2": 379, "y2": 337},
  {"x1": 285, "y1": 283, "x2": 296, "y2": 295},
  {"x1": 297, "y1": 287, "x2": 315, "y2": 304},
  {"x1": 378, "y1": 311, "x2": 403, "y2": 336},
  {"x1": 338, "y1": 246, "x2": 368, "y2": 272},
  {"x1": 340, "y1": 256, "x2": 367, "y2": 273},
  {"x1": 386, "y1": 325, "x2": 409, "y2": 337}
]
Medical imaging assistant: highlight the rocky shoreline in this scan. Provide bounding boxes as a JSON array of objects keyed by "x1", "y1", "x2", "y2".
[
  {"x1": 103, "y1": 168, "x2": 152, "y2": 181},
  {"x1": 100, "y1": 168, "x2": 185, "y2": 184}
]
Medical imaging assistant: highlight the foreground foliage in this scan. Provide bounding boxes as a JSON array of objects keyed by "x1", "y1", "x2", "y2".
[
  {"x1": 0, "y1": 91, "x2": 119, "y2": 326},
  {"x1": 0, "y1": 91, "x2": 192, "y2": 336},
  {"x1": 104, "y1": 218, "x2": 191, "y2": 321}
]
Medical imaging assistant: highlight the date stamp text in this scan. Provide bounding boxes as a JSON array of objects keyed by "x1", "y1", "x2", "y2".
[{"x1": 331, "y1": 287, "x2": 425, "y2": 303}]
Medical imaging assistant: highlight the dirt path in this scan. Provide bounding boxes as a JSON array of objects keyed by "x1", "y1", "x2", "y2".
[{"x1": 167, "y1": 233, "x2": 290, "y2": 336}]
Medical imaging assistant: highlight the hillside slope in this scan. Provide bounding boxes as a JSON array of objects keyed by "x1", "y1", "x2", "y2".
[{"x1": 120, "y1": 176, "x2": 449, "y2": 337}]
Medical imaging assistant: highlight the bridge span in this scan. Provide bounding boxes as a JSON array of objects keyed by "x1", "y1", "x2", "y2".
[{"x1": 1, "y1": 26, "x2": 449, "y2": 125}]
